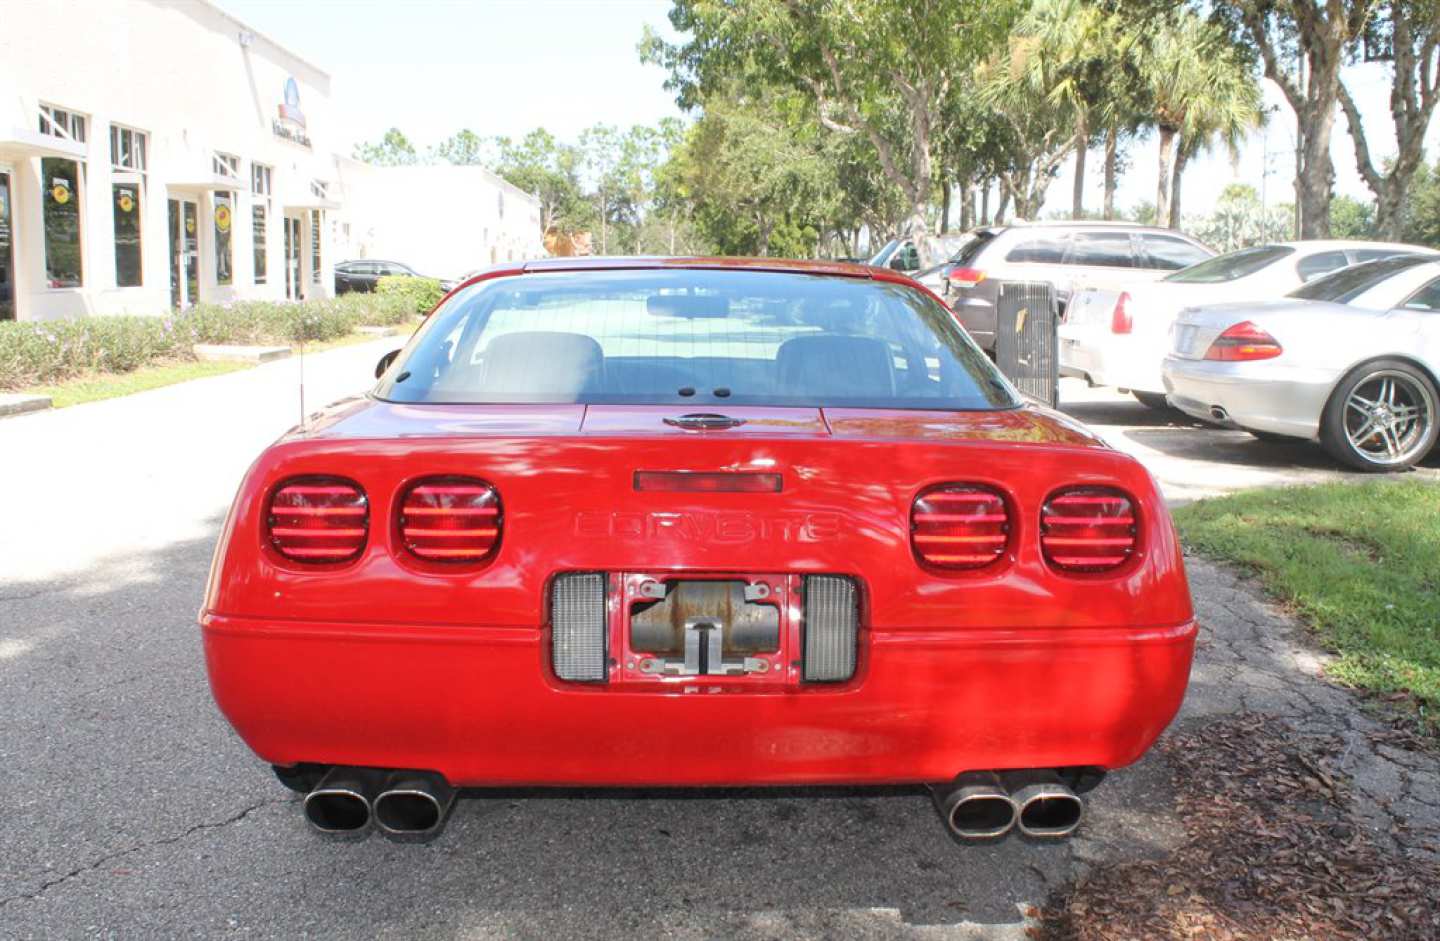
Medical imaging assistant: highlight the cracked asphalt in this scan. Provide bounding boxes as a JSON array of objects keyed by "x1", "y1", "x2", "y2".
[{"x1": 1, "y1": 357, "x2": 1436, "y2": 938}]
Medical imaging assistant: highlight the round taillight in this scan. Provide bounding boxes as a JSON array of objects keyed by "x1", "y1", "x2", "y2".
[
  {"x1": 267, "y1": 476, "x2": 368, "y2": 563},
  {"x1": 399, "y1": 476, "x2": 502, "y2": 563},
  {"x1": 911, "y1": 484, "x2": 1010, "y2": 570},
  {"x1": 1041, "y1": 487, "x2": 1137, "y2": 573}
]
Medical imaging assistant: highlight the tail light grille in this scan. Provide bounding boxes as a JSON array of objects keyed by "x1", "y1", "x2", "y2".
[
  {"x1": 802, "y1": 575, "x2": 858, "y2": 682},
  {"x1": 911, "y1": 484, "x2": 1010, "y2": 570},
  {"x1": 1041, "y1": 487, "x2": 1137, "y2": 572},
  {"x1": 267, "y1": 476, "x2": 368, "y2": 563},
  {"x1": 399, "y1": 476, "x2": 501, "y2": 563},
  {"x1": 552, "y1": 572, "x2": 608, "y2": 682}
]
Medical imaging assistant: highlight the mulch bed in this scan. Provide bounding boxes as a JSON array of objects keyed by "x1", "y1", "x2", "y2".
[{"x1": 1038, "y1": 714, "x2": 1440, "y2": 940}]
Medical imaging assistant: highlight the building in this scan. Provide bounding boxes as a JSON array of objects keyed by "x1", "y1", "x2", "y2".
[{"x1": 0, "y1": 0, "x2": 543, "y2": 323}]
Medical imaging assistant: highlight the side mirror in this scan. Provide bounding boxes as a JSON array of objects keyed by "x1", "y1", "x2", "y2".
[
  {"x1": 888, "y1": 256, "x2": 909, "y2": 271},
  {"x1": 375, "y1": 349, "x2": 401, "y2": 379}
]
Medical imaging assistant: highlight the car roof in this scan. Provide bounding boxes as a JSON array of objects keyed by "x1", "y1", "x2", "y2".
[
  {"x1": 1274, "y1": 239, "x2": 1438, "y2": 253},
  {"x1": 988, "y1": 221, "x2": 1187, "y2": 234}
]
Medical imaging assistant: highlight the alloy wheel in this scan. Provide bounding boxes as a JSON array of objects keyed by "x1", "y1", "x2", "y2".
[{"x1": 1342, "y1": 370, "x2": 1436, "y2": 467}]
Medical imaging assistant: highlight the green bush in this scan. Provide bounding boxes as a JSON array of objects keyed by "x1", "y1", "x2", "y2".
[
  {"x1": 376, "y1": 275, "x2": 446, "y2": 315},
  {"x1": 0, "y1": 294, "x2": 418, "y2": 390}
]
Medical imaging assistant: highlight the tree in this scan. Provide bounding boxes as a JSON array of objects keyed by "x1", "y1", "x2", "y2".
[
  {"x1": 432, "y1": 129, "x2": 491, "y2": 166},
  {"x1": 1330, "y1": 194, "x2": 1377, "y2": 238},
  {"x1": 353, "y1": 128, "x2": 419, "y2": 166},
  {"x1": 1212, "y1": 0, "x2": 1378, "y2": 238},
  {"x1": 645, "y1": 0, "x2": 1023, "y2": 237},
  {"x1": 1400, "y1": 160, "x2": 1440, "y2": 247},
  {"x1": 1336, "y1": 0, "x2": 1440, "y2": 240},
  {"x1": 490, "y1": 128, "x2": 590, "y2": 238}
]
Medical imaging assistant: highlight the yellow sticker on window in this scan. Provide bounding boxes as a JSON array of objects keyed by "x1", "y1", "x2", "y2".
[
  {"x1": 52, "y1": 183, "x2": 71, "y2": 204},
  {"x1": 215, "y1": 204, "x2": 232, "y2": 233},
  {"x1": 118, "y1": 191, "x2": 134, "y2": 213}
]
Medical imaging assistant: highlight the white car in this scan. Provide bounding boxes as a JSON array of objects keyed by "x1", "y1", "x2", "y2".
[
  {"x1": 1163, "y1": 254, "x2": 1440, "y2": 471},
  {"x1": 1061, "y1": 240, "x2": 1433, "y2": 409}
]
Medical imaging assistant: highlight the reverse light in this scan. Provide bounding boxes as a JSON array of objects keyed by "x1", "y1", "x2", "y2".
[
  {"x1": 947, "y1": 267, "x2": 986, "y2": 289},
  {"x1": 911, "y1": 484, "x2": 1010, "y2": 570},
  {"x1": 398, "y1": 476, "x2": 502, "y2": 563},
  {"x1": 1110, "y1": 292, "x2": 1133, "y2": 334},
  {"x1": 802, "y1": 575, "x2": 858, "y2": 682},
  {"x1": 1203, "y1": 321, "x2": 1283, "y2": 361},
  {"x1": 267, "y1": 477, "x2": 368, "y2": 563},
  {"x1": 552, "y1": 572, "x2": 608, "y2": 682},
  {"x1": 1041, "y1": 487, "x2": 1137, "y2": 573}
]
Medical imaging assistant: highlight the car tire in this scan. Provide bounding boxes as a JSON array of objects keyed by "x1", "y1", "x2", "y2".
[
  {"x1": 1320, "y1": 359, "x2": 1439, "y2": 472},
  {"x1": 1132, "y1": 391, "x2": 1173, "y2": 411}
]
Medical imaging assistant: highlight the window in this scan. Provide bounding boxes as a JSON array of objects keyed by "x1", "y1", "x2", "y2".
[
  {"x1": 1400, "y1": 277, "x2": 1440, "y2": 311},
  {"x1": 110, "y1": 126, "x2": 147, "y2": 172},
  {"x1": 1289, "y1": 255, "x2": 1433, "y2": 304},
  {"x1": 213, "y1": 152, "x2": 241, "y2": 181},
  {"x1": 310, "y1": 211, "x2": 322, "y2": 283},
  {"x1": 38, "y1": 105, "x2": 86, "y2": 143},
  {"x1": 41, "y1": 157, "x2": 83, "y2": 288},
  {"x1": 1138, "y1": 234, "x2": 1210, "y2": 271},
  {"x1": 1296, "y1": 251, "x2": 1349, "y2": 282},
  {"x1": 1351, "y1": 249, "x2": 1402, "y2": 263},
  {"x1": 214, "y1": 191, "x2": 233, "y2": 285},
  {"x1": 375, "y1": 268, "x2": 1019, "y2": 411},
  {"x1": 252, "y1": 164, "x2": 271, "y2": 284},
  {"x1": 1004, "y1": 235, "x2": 1068, "y2": 264},
  {"x1": 1069, "y1": 232, "x2": 1137, "y2": 268},
  {"x1": 310, "y1": 180, "x2": 329, "y2": 200},
  {"x1": 1166, "y1": 245, "x2": 1294, "y2": 284}
]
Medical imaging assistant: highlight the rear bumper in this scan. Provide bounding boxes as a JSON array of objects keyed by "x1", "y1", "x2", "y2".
[
  {"x1": 202, "y1": 614, "x2": 1196, "y2": 787},
  {"x1": 1162, "y1": 356, "x2": 1332, "y2": 438},
  {"x1": 1058, "y1": 328, "x2": 1166, "y2": 394}
]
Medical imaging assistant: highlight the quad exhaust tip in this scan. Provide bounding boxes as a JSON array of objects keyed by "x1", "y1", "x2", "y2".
[
  {"x1": 301, "y1": 767, "x2": 456, "y2": 841},
  {"x1": 931, "y1": 771, "x2": 1017, "y2": 841},
  {"x1": 303, "y1": 767, "x2": 382, "y2": 836},
  {"x1": 373, "y1": 772, "x2": 456, "y2": 840},
  {"x1": 1003, "y1": 770, "x2": 1084, "y2": 839},
  {"x1": 933, "y1": 770, "x2": 1084, "y2": 841}
]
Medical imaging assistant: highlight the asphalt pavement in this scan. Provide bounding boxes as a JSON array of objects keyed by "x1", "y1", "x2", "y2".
[{"x1": 0, "y1": 359, "x2": 1427, "y2": 939}]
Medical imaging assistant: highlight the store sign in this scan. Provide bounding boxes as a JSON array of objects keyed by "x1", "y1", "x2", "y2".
[{"x1": 273, "y1": 76, "x2": 312, "y2": 148}]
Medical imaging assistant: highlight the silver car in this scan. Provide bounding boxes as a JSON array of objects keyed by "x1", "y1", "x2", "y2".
[
  {"x1": 1163, "y1": 254, "x2": 1440, "y2": 471},
  {"x1": 942, "y1": 222, "x2": 1213, "y2": 351}
]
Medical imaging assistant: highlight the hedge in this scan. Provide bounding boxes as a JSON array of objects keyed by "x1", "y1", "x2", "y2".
[
  {"x1": 0, "y1": 293, "x2": 416, "y2": 390},
  {"x1": 377, "y1": 275, "x2": 448, "y2": 315}
]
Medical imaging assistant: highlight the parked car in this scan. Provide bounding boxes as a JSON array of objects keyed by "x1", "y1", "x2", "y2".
[
  {"x1": 1062, "y1": 240, "x2": 1434, "y2": 409},
  {"x1": 1164, "y1": 254, "x2": 1440, "y2": 471},
  {"x1": 202, "y1": 257, "x2": 1195, "y2": 844},
  {"x1": 941, "y1": 222, "x2": 1214, "y2": 352},
  {"x1": 335, "y1": 259, "x2": 456, "y2": 295},
  {"x1": 869, "y1": 233, "x2": 974, "y2": 274}
]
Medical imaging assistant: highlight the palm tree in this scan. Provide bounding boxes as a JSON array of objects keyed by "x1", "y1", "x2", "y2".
[{"x1": 1138, "y1": 13, "x2": 1263, "y2": 229}]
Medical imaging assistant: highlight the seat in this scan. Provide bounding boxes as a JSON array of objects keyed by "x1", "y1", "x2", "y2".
[
  {"x1": 475, "y1": 331, "x2": 604, "y2": 399},
  {"x1": 776, "y1": 335, "x2": 895, "y2": 399}
]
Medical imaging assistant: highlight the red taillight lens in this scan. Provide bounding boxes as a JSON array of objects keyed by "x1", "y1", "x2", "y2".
[
  {"x1": 947, "y1": 267, "x2": 986, "y2": 288},
  {"x1": 1203, "y1": 320, "x2": 1283, "y2": 361},
  {"x1": 1110, "y1": 292, "x2": 1133, "y2": 334},
  {"x1": 399, "y1": 476, "x2": 502, "y2": 563},
  {"x1": 911, "y1": 484, "x2": 1010, "y2": 570},
  {"x1": 267, "y1": 476, "x2": 368, "y2": 563},
  {"x1": 1041, "y1": 487, "x2": 1137, "y2": 573}
]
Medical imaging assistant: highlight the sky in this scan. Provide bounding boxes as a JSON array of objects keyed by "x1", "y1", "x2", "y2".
[{"x1": 221, "y1": 0, "x2": 1436, "y2": 224}]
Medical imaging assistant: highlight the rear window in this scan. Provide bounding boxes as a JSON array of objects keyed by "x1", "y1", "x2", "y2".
[
  {"x1": 1004, "y1": 235, "x2": 1068, "y2": 264},
  {"x1": 1288, "y1": 254, "x2": 1433, "y2": 304},
  {"x1": 1068, "y1": 232, "x2": 1137, "y2": 268},
  {"x1": 1138, "y1": 234, "x2": 1211, "y2": 270},
  {"x1": 1165, "y1": 245, "x2": 1294, "y2": 283},
  {"x1": 375, "y1": 269, "x2": 1019, "y2": 410}
]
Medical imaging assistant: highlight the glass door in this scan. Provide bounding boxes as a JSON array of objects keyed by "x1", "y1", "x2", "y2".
[
  {"x1": 168, "y1": 197, "x2": 199, "y2": 309},
  {"x1": 0, "y1": 172, "x2": 14, "y2": 320},
  {"x1": 284, "y1": 215, "x2": 302, "y2": 300}
]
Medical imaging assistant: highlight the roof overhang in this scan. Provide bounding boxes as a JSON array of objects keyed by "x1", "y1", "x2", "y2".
[
  {"x1": 281, "y1": 198, "x2": 342, "y2": 211},
  {"x1": 0, "y1": 128, "x2": 87, "y2": 160},
  {"x1": 167, "y1": 175, "x2": 243, "y2": 192}
]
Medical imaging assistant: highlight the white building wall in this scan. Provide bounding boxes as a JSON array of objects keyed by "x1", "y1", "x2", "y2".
[{"x1": 0, "y1": 0, "x2": 343, "y2": 321}]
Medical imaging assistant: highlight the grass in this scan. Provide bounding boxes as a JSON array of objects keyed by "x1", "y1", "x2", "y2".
[
  {"x1": 21, "y1": 359, "x2": 251, "y2": 408},
  {"x1": 1175, "y1": 479, "x2": 1440, "y2": 732}
]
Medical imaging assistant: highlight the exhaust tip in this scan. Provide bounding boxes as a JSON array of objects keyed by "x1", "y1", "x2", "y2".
[
  {"x1": 373, "y1": 773, "x2": 456, "y2": 840},
  {"x1": 303, "y1": 789, "x2": 372, "y2": 834},
  {"x1": 932, "y1": 772, "x2": 1018, "y2": 841},
  {"x1": 1209, "y1": 405, "x2": 1229, "y2": 422},
  {"x1": 1011, "y1": 782, "x2": 1083, "y2": 838}
]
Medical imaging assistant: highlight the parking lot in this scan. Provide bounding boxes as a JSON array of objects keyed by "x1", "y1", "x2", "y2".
[{"x1": 0, "y1": 347, "x2": 1434, "y2": 939}]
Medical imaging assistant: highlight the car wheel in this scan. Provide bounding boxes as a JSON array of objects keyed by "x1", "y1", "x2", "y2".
[
  {"x1": 1320, "y1": 359, "x2": 1439, "y2": 472},
  {"x1": 1132, "y1": 391, "x2": 1173, "y2": 411}
]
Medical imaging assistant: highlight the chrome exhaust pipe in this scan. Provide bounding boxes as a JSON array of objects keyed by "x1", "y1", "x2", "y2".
[
  {"x1": 302, "y1": 767, "x2": 382, "y2": 836},
  {"x1": 373, "y1": 771, "x2": 456, "y2": 841},
  {"x1": 1209, "y1": 405, "x2": 1229, "y2": 422},
  {"x1": 930, "y1": 771, "x2": 1018, "y2": 840},
  {"x1": 1003, "y1": 770, "x2": 1083, "y2": 838}
]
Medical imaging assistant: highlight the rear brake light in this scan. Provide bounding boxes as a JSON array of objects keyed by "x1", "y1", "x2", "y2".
[
  {"x1": 1110, "y1": 292, "x2": 1133, "y2": 334},
  {"x1": 1041, "y1": 487, "x2": 1137, "y2": 573},
  {"x1": 911, "y1": 484, "x2": 1009, "y2": 570},
  {"x1": 399, "y1": 476, "x2": 502, "y2": 563},
  {"x1": 947, "y1": 267, "x2": 986, "y2": 288},
  {"x1": 267, "y1": 476, "x2": 368, "y2": 563},
  {"x1": 1203, "y1": 320, "x2": 1282, "y2": 361}
]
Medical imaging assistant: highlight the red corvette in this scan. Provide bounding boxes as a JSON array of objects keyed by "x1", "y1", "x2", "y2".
[{"x1": 201, "y1": 258, "x2": 1194, "y2": 843}]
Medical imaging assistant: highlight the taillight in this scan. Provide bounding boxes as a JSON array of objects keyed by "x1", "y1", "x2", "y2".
[
  {"x1": 398, "y1": 476, "x2": 501, "y2": 563},
  {"x1": 1041, "y1": 487, "x2": 1137, "y2": 573},
  {"x1": 267, "y1": 476, "x2": 368, "y2": 563},
  {"x1": 947, "y1": 267, "x2": 986, "y2": 289},
  {"x1": 911, "y1": 484, "x2": 1010, "y2": 570},
  {"x1": 1110, "y1": 292, "x2": 1133, "y2": 334},
  {"x1": 1203, "y1": 320, "x2": 1282, "y2": 361}
]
